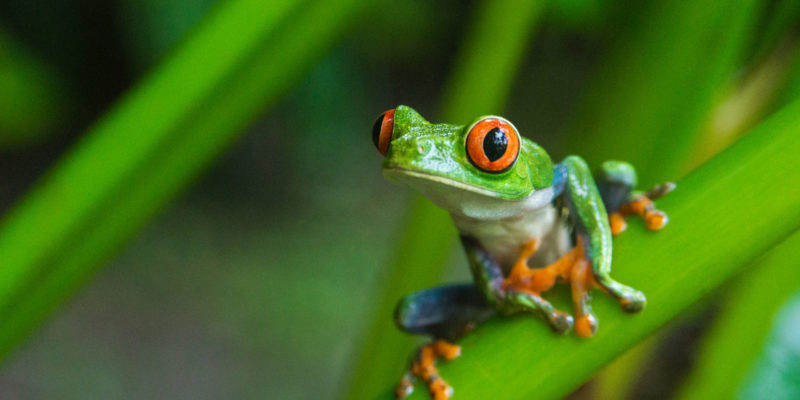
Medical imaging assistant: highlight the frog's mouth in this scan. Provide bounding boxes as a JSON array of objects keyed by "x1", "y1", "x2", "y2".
[
  {"x1": 383, "y1": 166, "x2": 553, "y2": 219},
  {"x1": 383, "y1": 167, "x2": 522, "y2": 199}
]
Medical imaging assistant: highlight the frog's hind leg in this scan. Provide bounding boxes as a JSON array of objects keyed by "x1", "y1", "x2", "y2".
[
  {"x1": 596, "y1": 160, "x2": 675, "y2": 235},
  {"x1": 589, "y1": 161, "x2": 662, "y2": 312},
  {"x1": 394, "y1": 284, "x2": 495, "y2": 340},
  {"x1": 394, "y1": 284, "x2": 494, "y2": 399}
]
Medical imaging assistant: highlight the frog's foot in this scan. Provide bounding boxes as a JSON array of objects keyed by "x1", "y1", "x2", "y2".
[
  {"x1": 502, "y1": 240, "x2": 575, "y2": 333},
  {"x1": 396, "y1": 340, "x2": 461, "y2": 400},
  {"x1": 646, "y1": 182, "x2": 677, "y2": 200},
  {"x1": 504, "y1": 239, "x2": 594, "y2": 335},
  {"x1": 618, "y1": 290, "x2": 647, "y2": 313},
  {"x1": 503, "y1": 289, "x2": 575, "y2": 334},
  {"x1": 592, "y1": 268, "x2": 647, "y2": 314},
  {"x1": 616, "y1": 182, "x2": 675, "y2": 232},
  {"x1": 504, "y1": 237, "x2": 642, "y2": 338}
]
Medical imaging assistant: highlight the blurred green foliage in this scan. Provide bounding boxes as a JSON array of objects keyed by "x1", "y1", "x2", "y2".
[
  {"x1": 567, "y1": 0, "x2": 764, "y2": 184},
  {"x1": 738, "y1": 292, "x2": 800, "y2": 399},
  {"x1": 676, "y1": 232, "x2": 800, "y2": 400},
  {"x1": 0, "y1": 27, "x2": 67, "y2": 147},
  {"x1": 0, "y1": 0, "x2": 798, "y2": 399}
]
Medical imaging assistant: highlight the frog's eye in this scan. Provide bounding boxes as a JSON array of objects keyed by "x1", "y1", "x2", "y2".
[
  {"x1": 372, "y1": 109, "x2": 395, "y2": 156},
  {"x1": 466, "y1": 117, "x2": 520, "y2": 173}
]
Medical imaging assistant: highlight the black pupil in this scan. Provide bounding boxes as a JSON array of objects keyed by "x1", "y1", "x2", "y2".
[
  {"x1": 483, "y1": 127, "x2": 508, "y2": 161},
  {"x1": 371, "y1": 113, "x2": 385, "y2": 149}
]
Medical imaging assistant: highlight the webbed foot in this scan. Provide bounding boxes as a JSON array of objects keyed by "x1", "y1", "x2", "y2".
[
  {"x1": 611, "y1": 182, "x2": 675, "y2": 235},
  {"x1": 503, "y1": 237, "x2": 645, "y2": 338},
  {"x1": 503, "y1": 238, "x2": 602, "y2": 336},
  {"x1": 396, "y1": 340, "x2": 461, "y2": 400},
  {"x1": 503, "y1": 239, "x2": 575, "y2": 333},
  {"x1": 620, "y1": 290, "x2": 647, "y2": 313},
  {"x1": 551, "y1": 311, "x2": 575, "y2": 334}
]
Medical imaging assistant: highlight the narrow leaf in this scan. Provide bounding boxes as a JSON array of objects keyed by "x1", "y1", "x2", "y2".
[
  {"x1": 0, "y1": 0, "x2": 371, "y2": 358},
  {"x1": 675, "y1": 231, "x2": 800, "y2": 400}
]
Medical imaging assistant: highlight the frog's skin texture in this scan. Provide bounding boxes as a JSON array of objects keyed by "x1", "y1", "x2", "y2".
[{"x1": 372, "y1": 106, "x2": 673, "y2": 400}]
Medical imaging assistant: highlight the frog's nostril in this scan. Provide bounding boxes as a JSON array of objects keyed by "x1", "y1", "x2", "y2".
[{"x1": 372, "y1": 108, "x2": 395, "y2": 156}]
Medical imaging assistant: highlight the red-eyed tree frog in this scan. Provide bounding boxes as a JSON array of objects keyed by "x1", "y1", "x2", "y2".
[{"x1": 372, "y1": 106, "x2": 673, "y2": 400}]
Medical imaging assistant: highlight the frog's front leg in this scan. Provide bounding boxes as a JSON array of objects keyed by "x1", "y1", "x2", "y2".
[
  {"x1": 596, "y1": 160, "x2": 674, "y2": 235},
  {"x1": 560, "y1": 156, "x2": 647, "y2": 335},
  {"x1": 462, "y1": 236, "x2": 574, "y2": 333},
  {"x1": 393, "y1": 284, "x2": 494, "y2": 399}
]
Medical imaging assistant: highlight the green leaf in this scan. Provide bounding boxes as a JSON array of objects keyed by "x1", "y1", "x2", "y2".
[
  {"x1": 0, "y1": 0, "x2": 372, "y2": 358},
  {"x1": 675, "y1": 231, "x2": 800, "y2": 400},
  {"x1": 395, "y1": 97, "x2": 800, "y2": 399}
]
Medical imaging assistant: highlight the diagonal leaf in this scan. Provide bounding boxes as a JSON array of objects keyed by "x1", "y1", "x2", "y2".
[
  {"x1": 675, "y1": 230, "x2": 800, "y2": 400},
  {"x1": 0, "y1": 0, "x2": 372, "y2": 359}
]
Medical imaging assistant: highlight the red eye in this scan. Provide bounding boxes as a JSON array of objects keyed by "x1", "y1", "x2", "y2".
[
  {"x1": 371, "y1": 109, "x2": 395, "y2": 156},
  {"x1": 466, "y1": 117, "x2": 520, "y2": 173}
]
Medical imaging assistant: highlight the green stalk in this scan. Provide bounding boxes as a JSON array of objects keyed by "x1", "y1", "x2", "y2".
[
  {"x1": 438, "y1": 0, "x2": 544, "y2": 120},
  {"x1": 340, "y1": 1, "x2": 545, "y2": 399},
  {"x1": 0, "y1": 0, "x2": 371, "y2": 359},
  {"x1": 396, "y1": 97, "x2": 800, "y2": 399},
  {"x1": 674, "y1": 231, "x2": 800, "y2": 400}
]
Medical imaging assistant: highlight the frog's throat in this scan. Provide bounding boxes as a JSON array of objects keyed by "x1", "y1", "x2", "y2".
[
  {"x1": 383, "y1": 167, "x2": 554, "y2": 220},
  {"x1": 383, "y1": 167, "x2": 527, "y2": 199}
]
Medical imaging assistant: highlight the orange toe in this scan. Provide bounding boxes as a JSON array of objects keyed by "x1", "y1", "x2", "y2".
[
  {"x1": 396, "y1": 377, "x2": 414, "y2": 398},
  {"x1": 433, "y1": 340, "x2": 461, "y2": 360},
  {"x1": 430, "y1": 377, "x2": 453, "y2": 400},
  {"x1": 575, "y1": 314, "x2": 597, "y2": 338},
  {"x1": 609, "y1": 212, "x2": 627, "y2": 235},
  {"x1": 645, "y1": 210, "x2": 668, "y2": 230}
]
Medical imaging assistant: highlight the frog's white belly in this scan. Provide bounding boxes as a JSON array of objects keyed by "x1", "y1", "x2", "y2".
[{"x1": 451, "y1": 204, "x2": 570, "y2": 271}]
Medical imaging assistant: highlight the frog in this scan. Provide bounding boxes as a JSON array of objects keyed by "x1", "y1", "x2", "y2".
[{"x1": 372, "y1": 105, "x2": 674, "y2": 400}]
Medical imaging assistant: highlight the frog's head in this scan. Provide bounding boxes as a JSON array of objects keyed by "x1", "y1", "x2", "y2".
[{"x1": 372, "y1": 105, "x2": 554, "y2": 218}]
